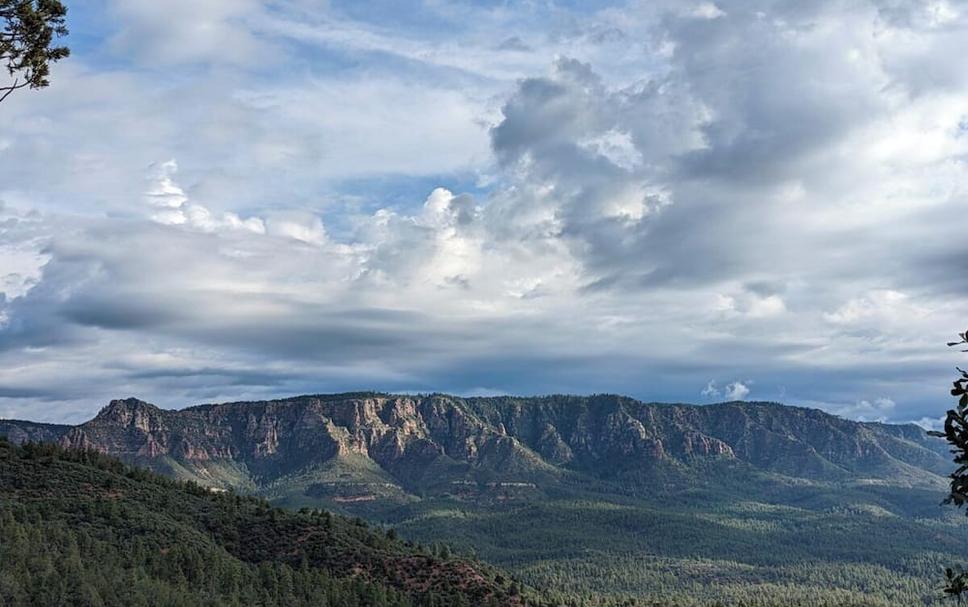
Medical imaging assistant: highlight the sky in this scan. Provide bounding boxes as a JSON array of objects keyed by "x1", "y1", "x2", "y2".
[{"x1": 0, "y1": 0, "x2": 966, "y2": 425}]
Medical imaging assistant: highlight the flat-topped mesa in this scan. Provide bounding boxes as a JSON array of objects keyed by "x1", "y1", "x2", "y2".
[{"x1": 0, "y1": 392, "x2": 947, "y2": 501}]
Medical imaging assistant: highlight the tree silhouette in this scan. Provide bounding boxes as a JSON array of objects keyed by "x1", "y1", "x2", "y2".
[
  {"x1": 930, "y1": 330, "x2": 968, "y2": 603},
  {"x1": 0, "y1": 0, "x2": 69, "y2": 103}
]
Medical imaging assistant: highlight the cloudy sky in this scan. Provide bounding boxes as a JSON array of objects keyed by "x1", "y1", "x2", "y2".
[{"x1": 0, "y1": 0, "x2": 965, "y2": 425}]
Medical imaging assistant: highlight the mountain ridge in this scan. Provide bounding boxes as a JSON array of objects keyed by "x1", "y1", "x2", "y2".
[{"x1": 0, "y1": 393, "x2": 950, "y2": 503}]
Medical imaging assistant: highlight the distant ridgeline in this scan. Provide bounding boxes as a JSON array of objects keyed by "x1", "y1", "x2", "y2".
[{"x1": 2, "y1": 392, "x2": 965, "y2": 606}]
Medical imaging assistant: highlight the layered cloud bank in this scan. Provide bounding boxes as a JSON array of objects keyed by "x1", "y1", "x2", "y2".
[{"x1": 0, "y1": 0, "x2": 965, "y2": 424}]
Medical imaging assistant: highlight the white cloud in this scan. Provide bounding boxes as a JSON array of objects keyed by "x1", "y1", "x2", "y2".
[
  {"x1": 823, "y1": 290, "x2": 926, "y2": 326},
  {"x1": 105, "y1": 0, "x2": 271, "y2": 66},
  {"x1": 714, "y1": 290, "x2": 787, "y2": 319},
  {"x1": 692, "y1": 3, "x2": 726, "y2": 20},
  {"x1": 266, "y1": 213, "x2": 326, "y2": 246},
  {"x1": 578, "y1": 130, "x2": 644, "y2": 171},
  {"x1": 144, "y1": 160, "x2": 188, "y2": 210},
  {"x1": 145, "y1": 160, "x2": 265, "y2": 234},
  {"x1": 911, "y1": 415, "x2": 945, "y2": 431},
  {"x1": 702, "y1": 380, "x2": 752, "y2": 401},
  {"x1": 701, "y1": 380, "x2": 720, "y2": 398},
  {"x1": 724, "y1": 381, "x2": 751, "y2": 401},
  {"x1": 833, "y1": 397, "x2": 897, "y2": 422}
]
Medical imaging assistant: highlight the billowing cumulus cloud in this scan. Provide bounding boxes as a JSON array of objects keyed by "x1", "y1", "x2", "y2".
[
  {"x1": 0, "y1": 0, "x2": 966, "y2": 424},
  {"x1": 146, "y1": 160, "x2": 266, "y2": 234}
]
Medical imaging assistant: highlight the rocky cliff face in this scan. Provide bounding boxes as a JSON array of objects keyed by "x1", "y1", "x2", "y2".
[{"x1": 4, "y1": 392, "x2": 950, "y2": 504}]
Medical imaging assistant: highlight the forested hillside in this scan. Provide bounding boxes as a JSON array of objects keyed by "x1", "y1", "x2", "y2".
[{"x1": 0, "y1": 438, "x2": 536, "y2": 607}]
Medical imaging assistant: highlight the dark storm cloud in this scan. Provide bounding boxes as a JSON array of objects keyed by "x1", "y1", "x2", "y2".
[{"x1": 61, "y1": 296, "x2": 184, "y2": 330}]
